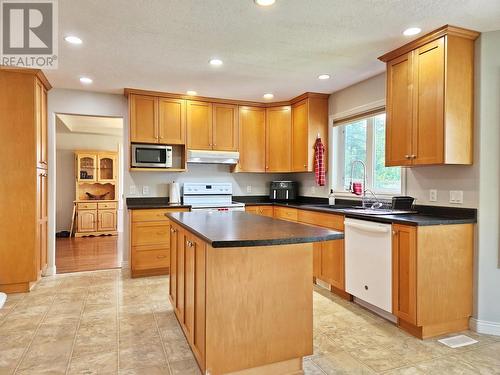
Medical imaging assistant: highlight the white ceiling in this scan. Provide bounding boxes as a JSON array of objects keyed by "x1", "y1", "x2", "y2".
[
  {"x1": 56, "y1": 114, "x2": 123, "y2": 136},
  {"x1": 45, "y1": 0, "x2": 500, "y2": 101}
]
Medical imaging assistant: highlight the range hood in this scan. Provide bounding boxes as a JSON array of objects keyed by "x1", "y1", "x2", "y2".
[{"x1": 187, "y1": 150, "x2": 239, "y2": 164}]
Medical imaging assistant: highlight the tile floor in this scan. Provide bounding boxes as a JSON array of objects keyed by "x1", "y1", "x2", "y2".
[{"x1": 0, "y1": 269, "x2": 498, "y2": 375}]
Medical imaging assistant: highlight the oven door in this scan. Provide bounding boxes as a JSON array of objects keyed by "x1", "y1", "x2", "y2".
[{"x1": 132, "y1": 144, "x2": 172, "y2": 168}]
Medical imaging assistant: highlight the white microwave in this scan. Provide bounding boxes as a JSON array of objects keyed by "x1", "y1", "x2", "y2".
[{"x1": 132, "y1": 144, "x2": 173, "y2": 168}]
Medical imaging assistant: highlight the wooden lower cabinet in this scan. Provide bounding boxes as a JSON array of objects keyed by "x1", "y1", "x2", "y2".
[
  {"x1": 130, "y1": 208, "x2": 189, "y2": 278},
  {"x1": 245, "y1": 205, "x2": 274, "y2": 217},
  {"x1": 169, "y1": 222, "x2": 312, "y2": 374},
  {"x1": 77, "y1": 209, "x2": 98, "y2": 232},
  {"x1": 76, "y1": 201, "x2": 118, "y2": 236},
  {"x1": 273, "y1": 206, "x2": 298, "y2": 222},
  {"x1": 392, "y1": 223, "x2": 474, "y2": 338}
]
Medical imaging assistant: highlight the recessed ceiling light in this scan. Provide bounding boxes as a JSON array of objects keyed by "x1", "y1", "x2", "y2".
[
  {"x1": 79, "y1": 77, "x2": 93, "y2": 84},
  {"x1": 209, "y1": 58, "x2": 223, "y2": 66},
  {"x1": 318, "y1": 74, "x2": 331, "y2": 80},
  {"x1": 186, "y1": 90, "x2": 197, "y2": 96},
  {"x1": 64, "y1": 35, "x2": 82, "y2": 44},
  {"x1": 255, "y1": 0, "x2": 276, "y2": 6},
  {"x1": 403, "y1": 27, "x2": 422, "y2": 36},
  {"x1": 263, "y1": 93, "x2": 274, "y2": 100}
]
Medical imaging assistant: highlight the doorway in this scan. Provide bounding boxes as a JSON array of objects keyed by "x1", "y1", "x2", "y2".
[{"x1": 55, "y1": 113, "x2": 124, "y2": 273}]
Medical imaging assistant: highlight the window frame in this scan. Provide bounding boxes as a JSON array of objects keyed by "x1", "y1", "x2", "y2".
[{"x1": 331, "y1": 112, "x2": 406, "y2": 198}]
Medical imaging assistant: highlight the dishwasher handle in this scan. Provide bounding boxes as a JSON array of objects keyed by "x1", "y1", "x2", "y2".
[{"x1": 344, "y1": 220, "x2": 391, "y2": 234}]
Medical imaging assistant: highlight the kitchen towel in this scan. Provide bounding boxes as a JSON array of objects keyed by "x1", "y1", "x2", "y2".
[{"x1": 314, "y1": 137, "x2": 326, "y2": 186}]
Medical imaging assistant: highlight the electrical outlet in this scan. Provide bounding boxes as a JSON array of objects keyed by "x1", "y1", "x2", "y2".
[
  {"x1": 429, "y1": 189, "x2": 437, "y2": 202},
  {"x1": 142, "y1": 185, "x2": 150, "y2": 195},
  {"x1": 449, "y1": 190, "x2": 463, "y2": 204},
  {"x1": 246, "y1": 185, "x2": 252, "y2": 193},
  {"x1": 129, "y1": 185, "x2": 137, "y2": 195}
]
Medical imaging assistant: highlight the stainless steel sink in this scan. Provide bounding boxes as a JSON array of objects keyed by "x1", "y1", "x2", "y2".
[{"x1": 342, "y1": 208, "x2": 416, "y2": 215}]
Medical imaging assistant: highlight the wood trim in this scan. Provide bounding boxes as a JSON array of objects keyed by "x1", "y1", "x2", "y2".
[
  {"x1": 333, "y1": 106, "x2": 386, "y2": 126},
  {"x1": 0, "y1": 281, "x2": 34, "y2": 293},
  {"x1": 0, "y1": 67, "x2": 52, "y2": 90},
  {"x1": 329, "y1": 285, "x2": 353, "y2": 301},
  {"x1": 124, "y1": 88, "x2": 329, "y2": 107},
  {"x1": 378, "y1": 25, "x2": 479, "y2": 62}
]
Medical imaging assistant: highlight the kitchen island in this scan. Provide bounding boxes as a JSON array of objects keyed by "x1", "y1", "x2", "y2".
[{"x1": 167, "y1": 211, "x2": 343, "y2": 375}]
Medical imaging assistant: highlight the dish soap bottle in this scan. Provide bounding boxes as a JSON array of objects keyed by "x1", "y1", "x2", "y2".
[{"x1": 328, "y1": 189, "x2": 335, "y2": 206}]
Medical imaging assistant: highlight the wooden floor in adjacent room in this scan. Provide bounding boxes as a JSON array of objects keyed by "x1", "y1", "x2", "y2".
[{"x1": 56, "y1": 235, "x2": 121, "y2": 274}]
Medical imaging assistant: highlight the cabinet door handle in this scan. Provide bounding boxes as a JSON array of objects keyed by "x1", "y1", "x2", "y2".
[
  {"x1": 405, "y1": 155, "x2": 411, "y2": 159},
  {"x1": 40, "y1": 160, "x2": 47, "y2": 165},
  {"x1": 186, "y1": 240, "x2": 193, "y2": 247},
  {"x1": 392, "y1": 230, "x2": 398, "y2": 236},
  {"x1": 170, "y1": 228, "x2": 176, "y2": 233},
  {"x1": 157, "y1": 255, "x2": 166, "y2": 259},
  {"x1": 411, "y1": 154, "x2": 416, "y2": 159}
]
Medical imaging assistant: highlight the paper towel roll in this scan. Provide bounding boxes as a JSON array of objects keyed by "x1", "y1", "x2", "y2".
[{"x1": 169, "y1": 182, "x2": 181, "y2": 204}]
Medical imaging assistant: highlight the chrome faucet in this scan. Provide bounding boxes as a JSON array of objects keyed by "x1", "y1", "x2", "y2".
[{"x1": 349, "y1": 160, "x2": 382, "y2": 209}]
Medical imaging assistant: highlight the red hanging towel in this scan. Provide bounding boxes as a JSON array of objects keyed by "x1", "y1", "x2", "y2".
[{"x1": 314, "y1": 137, "x2": 326, "y2": 186}]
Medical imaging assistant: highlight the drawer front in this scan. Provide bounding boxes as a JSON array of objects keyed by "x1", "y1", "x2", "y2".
[
  {"x1": 98, "y1": 201, "x2": 117, "y2": 209},
  {"x1": 245, "y1": 206, "x2": 259, "y2": 214},
  {"x1": 274, "y1": 206, "x2": 298, "y2": 222},
  {"x1": 298, "y1": 210, "x2": 344, "y2": 231},
  {"x1": 132, "y1": 248, "x2": 169, "y2": 271},
  {"x1": 132, "y1": 208, "x2": 189, "y2": 222},
  {"x1": 132, "y1": 222, "x2": 170, "y2": 247},
  {"x1": 77, "y1": 202, "x2": 98, "y2": 210},
  {"x1": 256, "y1": 205, "x2": 274, "y2": 217}
]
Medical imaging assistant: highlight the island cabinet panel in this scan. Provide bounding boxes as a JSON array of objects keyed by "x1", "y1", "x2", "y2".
[
  {"x1": 158, "y1": 98, "x2": 186, "y2": 144},
  {"x1": 265, "y1": 106, "x2": 292, "y2": 172},
  {"x1": 237, "y1": 106, "x2": 266, "y2": 172},
  {"x1": 380, "y1": 25, "x2": 479, "y2": 166},
  {"x1": 130, "y1": 94, "x2": 158, "y2": 143},
  {"x1": 212, "y1": 103, "x2": 238, "y2": 151},
  {"x1": 187, "y1": 100, "x2": 213, "y2": 150},
  {"x1": 245, "y1": 205, "x2": 274, "y2": 218},
  {"x1": 392, "y1": 223, "x2": 474, "y2": 339},
  {"x1": 205, "y1": 243, "x2": 313, "y2": 375}
]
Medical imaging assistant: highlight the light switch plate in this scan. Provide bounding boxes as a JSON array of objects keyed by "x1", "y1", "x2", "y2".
[
  {"x1": 449, "y1": 190, "x2": 463, "y2": 204},
  {"x1": 142, "y1": 186, "x2": 150, "y2": 195},
  {"x1": 429, "y1": 189, "x2": 437, "y2": 202},
  {"x1": 129, "y1": 185, "x2": 137, "y2": 195},
  {"x1": 246, "y1": 185, "x2": 252, "y2": 193}
]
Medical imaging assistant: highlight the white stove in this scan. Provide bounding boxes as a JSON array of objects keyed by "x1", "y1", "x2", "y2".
[{"x1": 183, "y1": 182, "x2": 245, "y2": 212}]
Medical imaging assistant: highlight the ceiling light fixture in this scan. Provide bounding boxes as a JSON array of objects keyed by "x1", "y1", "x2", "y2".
[
  {"x1": 64, "y1": 35, "x2": 82, "y2": 44},
  {"x1": 263, "y1": 93, "x2": 274, "y2": 100},
  {"x1": 79, "y1": 77, "x2": 93, "y2": 84},
  {"x1": 403, "y1": 27, "x2": 422, "y2": 36},
  {"x1": 186, "y1": 90, "x2": 197, "y2": 96},
  {"x1": 255, "y1": 0, "x2": 276, "y2": 6},
  {"x1": 209, "y1": 58, "x2": 223, "y2": 66},
  {"x1": 318, "y1": 74, "x2": 331, "y2": 80}
]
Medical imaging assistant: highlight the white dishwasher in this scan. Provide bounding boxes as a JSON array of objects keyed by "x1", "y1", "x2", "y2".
[{"x1": 344, "y1": 218, "x2": 392, "y2": 313}]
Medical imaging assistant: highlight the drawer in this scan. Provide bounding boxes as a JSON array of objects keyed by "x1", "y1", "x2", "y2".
[
  {"x1": 245, "y1": 206, "x2": 259, "y2": 214},
  {"x1": 132, "y1": 248, "x2": 169, "y2": 271},
  {"x1": 77, "y1": 202, "x2": 98, "y2": 210},
  {"x1": 256, "y1": 206, "x2": 274, "y2": 217},
  {"x1": 273, "y1": 206, "x2": 298, "y2": 222},
  {"x1": 298, "y1": 210, "x2": 344, "y2": 231},
  {"x1": 131, "y1": 208, "x2": 189, "y2": 222},
  {"x1": 98, "y1": 201, "x2": 117, "y2": 209},
  {"x1": 131, "y1": 222, "x2": 170, "y2": 247}
]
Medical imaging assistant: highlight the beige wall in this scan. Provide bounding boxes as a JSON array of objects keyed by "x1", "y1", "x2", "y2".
[{"x1": 56, "y1": 131, "x2": 122, "y2": 232}]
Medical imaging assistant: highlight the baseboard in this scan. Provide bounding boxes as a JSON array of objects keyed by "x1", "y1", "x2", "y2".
[
  {"x1": 470, "y1": 318, "x2": 500, "y2": 336},
  {"x1": 121, "y1": 261, "x2": 129, "y2": 269},
  {"x1": 43, "y1": 265, "x2": 56, "y2": 276}
]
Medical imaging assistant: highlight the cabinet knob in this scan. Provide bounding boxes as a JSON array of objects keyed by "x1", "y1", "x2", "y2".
[
  {"x1": 304, "y1": 164, "x2": 307, "y2": 168},
  {"x1": 392, "y1": 230, "x2": 398, "y2": 235},
  {"x1": 186, "y1": 240, "x2": 193, "y2": 247},
  {"x1": 411, "y1": 154, "x2": 416, "y2": 159},
  {"x1": 405, "y1": 155, "x2": 410, "y2": 159}
]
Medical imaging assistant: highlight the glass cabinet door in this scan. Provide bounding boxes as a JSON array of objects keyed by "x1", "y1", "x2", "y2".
[
  {"x1": 77, "y1": 153, "x2": 97, "y2": 182},
  {"x1": 98, "y1": 153, "x2": 117, "y2": 182}
]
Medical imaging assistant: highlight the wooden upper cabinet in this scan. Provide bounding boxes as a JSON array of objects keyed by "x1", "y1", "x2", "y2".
[
  {"x1": 158, "y1": 98, "x2": 186, "y2": 144},
  {"x1": 412, "y1": 38, "x2": 445, "y2": 165},
  {"x1": 386, "y1": 52, "x2": 414, "y2": 166},
  {"x1": 187, "y1": 101, "x2": 213, "y2": 150},
  {"x1": 291, "y1": 97, "x2": 329, "y2": 172},
  {"x1": 212, "y1": 103, "x2": 238, "y2": 151},
  {"x1": 238, "y1": 106, "x2": 266, "y2": 172},
  {"x1": 379, "y1": 25, "x2": 479, "y2": 166},
  {"x1": 266, "y1": 106, "x2": 291, "y2": 172},
  {"x1": 36, "y1": 79, "x2": 48, "y2": 169},
  {"x1": 130, "y1": 94, "x2": 158, "y2": 143},
  {"x1": 98, "y1": 152, "x2": 117, "y2": 182}
]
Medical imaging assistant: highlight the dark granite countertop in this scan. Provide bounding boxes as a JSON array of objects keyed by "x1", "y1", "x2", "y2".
[
  {"x1": 167, "y1": 211, "x2": 344, "y2": 248},
  {"x1": 234, "y1": 196, "x2": 477, "y2": 226},
  {"x1": 126, "y1": 197, "x2": 191, "y2": 210}
]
